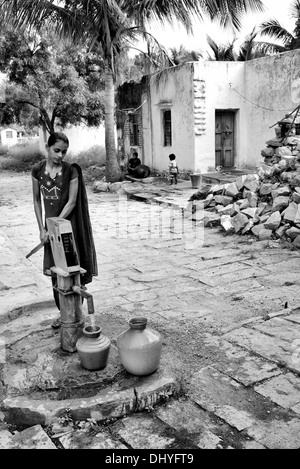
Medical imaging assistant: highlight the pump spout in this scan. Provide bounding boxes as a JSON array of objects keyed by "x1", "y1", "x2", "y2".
[{"x1": 72, "y1": 286, "x2": 95, "y2": 315}]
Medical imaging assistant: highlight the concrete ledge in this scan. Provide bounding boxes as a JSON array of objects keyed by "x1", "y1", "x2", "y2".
[
  {"x1": 0, "y1": 372, "x2": 179, "y2": 427},
  {"x1": 0, "y1": 297, "x2": 55, "y2": 325}
]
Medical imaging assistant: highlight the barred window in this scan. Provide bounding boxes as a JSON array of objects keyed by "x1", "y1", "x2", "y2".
[
  {"x1": 163, "y1": 109, "x2": 172, "y2": 146},
  {"x1": 129, "y1": 113, "x2": 139, "y2": 146}
]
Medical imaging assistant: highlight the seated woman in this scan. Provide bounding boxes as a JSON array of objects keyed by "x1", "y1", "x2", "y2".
[
  {"x1": 127, "y1": 152, "x2": 151, "y2": 179},
  {"x1": 127, "y1": 152, "x2": 141, "y2": 175}
]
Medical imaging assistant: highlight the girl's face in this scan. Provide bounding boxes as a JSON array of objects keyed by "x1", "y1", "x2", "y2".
[{"x1": 46, "y1": 139, "x2": 69, "y2": 165}]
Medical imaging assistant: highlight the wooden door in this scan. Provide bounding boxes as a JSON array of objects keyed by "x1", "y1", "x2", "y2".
[{"x1": 215, "y1": 111, "x2": 235, "y2": 168}]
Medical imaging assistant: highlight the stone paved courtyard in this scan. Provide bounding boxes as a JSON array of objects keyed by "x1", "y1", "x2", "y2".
[{"x1": 2, "y1": 172, "x2": 300, "y2": 449}]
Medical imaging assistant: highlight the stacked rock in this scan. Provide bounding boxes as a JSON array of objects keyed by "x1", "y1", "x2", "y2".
[{"x1": 190, "y1": 156, "x2": 300, "y2": 247}]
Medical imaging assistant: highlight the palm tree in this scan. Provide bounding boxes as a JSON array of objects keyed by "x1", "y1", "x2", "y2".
[
  {"x1": 206, "y1": 35, "x2": 237, "y2": 61},
  {"x1": 237, "y1": 27, "x2": 282, "y2": 60},
  {"x1": 206, "y1": 26, "x2": 286, "y2": 62},
  {"x1": 258, "y1": 0, "x2": 300, "y2": 52},
  {"x1": 169, "y1": 45, "x2": 203, "y2": 65},
  {"x1": 1, "y1": 0, "x2": 264, "y2": 182}
]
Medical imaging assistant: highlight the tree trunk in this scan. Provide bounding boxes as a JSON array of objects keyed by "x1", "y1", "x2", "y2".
[
  {"x1": 105, "y1": 67, "x2": 121, "y2": 182},
  {"x1": 40, "y1": 108, "x2": 54, "y2": 134}
]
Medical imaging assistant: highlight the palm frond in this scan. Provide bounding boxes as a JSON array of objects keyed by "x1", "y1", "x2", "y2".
[
  {"x1": 202, "y1": 0, "x2": 264, "y2": 31},
  {"x1": 206, "y1": 34, "x2": 236, "y2": 61},
  {"x1": 289, "y1": 0, "x2": 300, "y2": 20},
  {"x1": 259, "y1": 19, "x2": 294, "y2": 46},
  {"x1": 238, "y1": 40, "x2": 286, "y2": 60},
  {"x1": 122, "y1": 0, "x2": 205, "y2": 32},
  {"x1": 254, "y1": 41, "x2": 287, "y2": 54}
]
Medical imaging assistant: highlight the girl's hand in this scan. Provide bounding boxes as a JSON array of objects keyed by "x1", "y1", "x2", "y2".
[{"x1": 39, "y1": 228, "x2": 49, "y2": 245}]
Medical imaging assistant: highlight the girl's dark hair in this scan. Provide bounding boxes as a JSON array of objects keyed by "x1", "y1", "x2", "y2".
[
  {"x1": 47, "y1": 131, "x2": 69, "y2": 147},
  {"x1": 169, "y1": 153, "x2": 176, "y2": 161}
]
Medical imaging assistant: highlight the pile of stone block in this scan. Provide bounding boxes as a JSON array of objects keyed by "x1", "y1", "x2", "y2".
[
  {"x1": 261, "y1": 134, "x2": 300, "y2": 168},
  {"x1": 190, "y1": 138, "x2": 300, "y2": 247}
]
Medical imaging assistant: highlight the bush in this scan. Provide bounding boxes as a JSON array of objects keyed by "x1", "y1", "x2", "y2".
[
  {"x1": 0, "y1": 142, "x2": 107, "y2": 174},
  {"x1": 0, "y1": 142, "x2": 44, "y2": 171},
  {"x1": 0, "y1": 144, "x2": 8, "y2": 156},
  {"x1": 83, "y1": 165, "x2": 106, "y2": 184},
  {"x1": 65, "y1": 145, "x2": 106, "y2": 169}
]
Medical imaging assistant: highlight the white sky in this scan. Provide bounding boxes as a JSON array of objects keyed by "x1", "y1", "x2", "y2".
[{"x1": 144, "y1": 0, "x2": 296, "y2": 54}]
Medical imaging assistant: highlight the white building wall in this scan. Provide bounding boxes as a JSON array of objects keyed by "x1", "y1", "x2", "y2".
[
  {"x1": 193, "y1": 50, "x2": 300, "y2": 171},
  {"x1": 243, "y1": 50, "x2": 300, "y2": 167},
  {"x1": 142, "y1": 65, "x2": 195, "y2": 173},
  {"x1": 193, "y1": 61, "x2": 246, "y2": 172},
  {"x1": 1, "y1": 128, "x2": 18, "y2": 146},
  {"x1": 143, "y1": 50, "x2": 300, "y2": 173},
  {"x1": 194, "y1": 50, "x2": 300, "y2": 171}
]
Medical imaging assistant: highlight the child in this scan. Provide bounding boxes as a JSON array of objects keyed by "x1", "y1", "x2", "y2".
[
  {"x1": 168, "y1": 153, "x2": 178, "y2": 185},
  {"x1": 31, "y1": 131, "x2": 98, "y2": 328}
]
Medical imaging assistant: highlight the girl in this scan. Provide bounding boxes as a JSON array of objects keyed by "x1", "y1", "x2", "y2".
[
  {"x1": 31, "y1": 131, "x2": 98, "y2": 327},
  {"x1": 168, "y1": 153, "x2": 178, "y2": 185}
]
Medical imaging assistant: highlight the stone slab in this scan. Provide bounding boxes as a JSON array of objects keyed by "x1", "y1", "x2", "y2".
[
  {"x1": 285, "y1": 312, "x2": 300, "y2": 325},
  {"x1": 241, "y1": 286, "x2": 295, "y2": 302},
  {"x1": 243, "y1": 440, "x2": 266, "y2": 449},
  {"x1": 121, "y1": 296, "x2": 189, "y2": 314},
  {"x1": 223, "y1": 327, "x2": 300, "y2": 374},
  {"x1": 291, "y1": 402, "x2": 300, "y2": 415},
  {"x1": 247, "y1": 418, "x2": 300, "y2": 449},
  {"x1": 252, "y1": 253, "x2": 300, "y2": 267},
  {"x1": 189, "y1": 366, "x2": 271, "y2": 432},
  {"x1": 191, "y1": 261, "x2": 252, "y2": 278},
  {"x1": 124, "y1": 290, "x2": 158, "y2": 303},
  {"x1": 254, "y1": 373, "x2": 300, "y2": 409},
  {"x1": 262, "y1": 258, "x2": 300, "y2": 273},
  {"x1": 184, "y1": 254, "x2": 252, "y2": 271},
  {"x1": 157, "y1": 305, "x2": 213, "y2": 320},
  {"x1": 199, "y1": 248, "x2": 243, "y2": 260},
  {"x1": 157, "y1": 397, "x2": 268, "y2": 449},
  {"x1": 203, "y1": 335, "x2": 282, "y2": 386},
  {"x1": 206, "y1": 278, "x2": 263, "y2": 297},
  {"x1": 153, "y1": 397, "x2": 265, "y2": 449},
  {"x1": 0, "y1": 429, "x2": 16, "y2": 449},
  {"x1": 0, "y1": 269, "x2": 40, "y2": 289},
  {"x1": 0, "y1": 424, "x2": 57, "y2": 449},
  {"x1": 154, "y1": 399, "x2": 222, "y2": 449},
  {"x1": 110, "y1": 414, "x2": 188, "y2": 449},
  {"x1": 250, "y1": 317, "x2": 300, "y2": 343},
  {"x1": 128, "y1": 271, "x2": 172, "y2": 283},
  {"x1": 190, "y1": 267, "x2": 268, "y2": 287}
]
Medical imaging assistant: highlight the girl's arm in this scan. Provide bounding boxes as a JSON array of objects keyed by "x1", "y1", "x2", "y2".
[
  {"x1": 58, "y1": 177, "x2": 79, "y2": 219},
  {"x1": 32, "y1": 176, "x2": 48, "y2": 244}
]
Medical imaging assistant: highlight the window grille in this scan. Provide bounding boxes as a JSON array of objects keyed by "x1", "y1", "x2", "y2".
[
  {"x1": 129, "y1": 113, "x2": 139, "y2": 146},
  {"x1": 163, "y1": 110, "x2": 172, "y2": 146}
]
